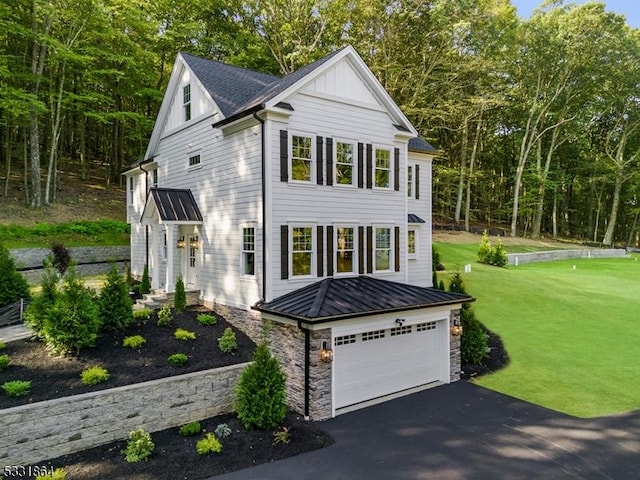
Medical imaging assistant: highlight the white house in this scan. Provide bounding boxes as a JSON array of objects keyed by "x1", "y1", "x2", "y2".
[{"x1": 123, "y1": 46, "x2": 472, "y2": 420}]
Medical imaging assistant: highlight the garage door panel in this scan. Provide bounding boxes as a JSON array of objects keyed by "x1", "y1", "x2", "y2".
[{"x1": 334, "y1": 322, "x2": 444, "y2": 409}]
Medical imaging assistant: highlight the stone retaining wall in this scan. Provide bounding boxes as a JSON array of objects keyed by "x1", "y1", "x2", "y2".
[
  {"x1": 10, "y1": 246, "x2": 130, "y2": 270},
  {"x1": 507, "y1": 248, "x2": 627, "y2": 265},
  {"x1": 0, "y1": 363, "x2": 248, "y2": 466}
]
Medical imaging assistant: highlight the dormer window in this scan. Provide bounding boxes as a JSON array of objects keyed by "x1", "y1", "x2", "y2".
[{"x1": 183, "y1": 84, "x2": 191, "y2": 121}]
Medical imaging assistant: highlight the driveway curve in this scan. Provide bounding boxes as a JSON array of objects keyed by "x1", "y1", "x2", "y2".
[{"x1": 214, "y1": 382, "x2": 640, "y2": 480}]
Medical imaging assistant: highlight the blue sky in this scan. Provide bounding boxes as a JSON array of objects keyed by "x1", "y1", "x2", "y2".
[{"x1": 511, "y1": 0, "x2": 639, "y2": 28}]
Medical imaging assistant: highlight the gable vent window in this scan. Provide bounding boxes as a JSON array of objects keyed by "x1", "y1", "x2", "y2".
[
  {"x1": 183, "y1": 84, "x2": 191, "y2": 121},
  {"x1": 390, "y1": 325, "x2": 412, "y2": 336},
  {"x1": 417, "y1": 322, "x2": 436, "y2": 332},
  {"x1": 334, "y1": 334, "x2": 356, "y2": 346},
  {"x1": 362, "y1": 330, "x2": 385, "y2": 341},
  {"x1": 188, "y1": 154, "x2": 201, "y2": 167}
]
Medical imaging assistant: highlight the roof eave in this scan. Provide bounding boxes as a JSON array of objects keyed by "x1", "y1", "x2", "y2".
[{"x1": 212, "y1": 103, "x2": 265, "y2": 129}]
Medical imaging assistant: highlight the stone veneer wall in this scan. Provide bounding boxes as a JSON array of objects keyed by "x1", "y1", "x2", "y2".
[
  {"x1": 449, "y1": 309, "x2": 462, "y2": 382},
  {"x1": 207, "y1": 302, "x2": 333, "y2": 420},
  {"x1": 0, "y1": 363, "x2": 248, "y2": 466}
]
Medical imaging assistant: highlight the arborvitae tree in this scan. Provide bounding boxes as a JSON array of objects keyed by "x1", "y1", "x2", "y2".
[
  {"x1": 51, "y1": 243, "x2": 72, "y2": 277},
  {"x1": 234, "y1": 340, "x2": 287, "y2": 430},
  {"x1": 174, "y1": 275, "x2": 186, "y2": 312},
  {"x1": 24, "y1": 267, "x2": 59, "y2": 334},
  {"x1": 448, "y1": 272, "x2": 488, "y2": 365},
  {"x1": 0, "y1": 244, "x2": 31, "y2": 308},
  {"x1": 99, "y1": 265, "x2": 133, "y2": 331},
  {"x1": 140, "y1": 264, "x2": 151, "y2": 294},
  {"x1": 432, "y1": 270, "x2": 438, "y2": 289},
  {"x1": 477, "y1": 231, "x2": 492, "y2": 264}
]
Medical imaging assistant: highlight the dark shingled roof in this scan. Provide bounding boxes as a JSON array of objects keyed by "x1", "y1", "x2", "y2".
[
  {"x1": 143, "y1": 188, "x2": 203, "y2": 223},
  {"x1": 408, "y1": 214, "x2": 426, "y2": 223},
  {"x1": 254, "y1": 276, "x2": 473, "y2": 324},
  {"x1": 409, "y1": 137, "x2": 438, "y2": 154}
]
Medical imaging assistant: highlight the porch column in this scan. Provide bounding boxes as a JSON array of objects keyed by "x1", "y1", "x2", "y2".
[
  {"x1": 150, "y1": 224, "x2": 160, "y2": 290},
  {"x1": 165, "y1": 224, "x2": 175, "y2": 292}
]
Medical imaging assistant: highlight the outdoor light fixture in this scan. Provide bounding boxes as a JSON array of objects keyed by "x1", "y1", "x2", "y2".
[
  {"x1": 395, "y1": 318, "x2": 405, "y2": 326},
  {"x1": 320, "y1": 340, "x2": 333, "y2": 363},
  {"x1": 176, "y1": 236, "x2": 186, "y2": 249},
  {"x1": 450, "y1": 317, "x2": 463, "y2": 336},
  {"x1": 189, "y1": 236, "x2": 199, "y2": 249}
]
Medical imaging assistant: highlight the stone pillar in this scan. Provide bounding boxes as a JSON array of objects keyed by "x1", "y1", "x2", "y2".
[{"x1": 449, "y1": 309, "x2": 461, "y2": 382}]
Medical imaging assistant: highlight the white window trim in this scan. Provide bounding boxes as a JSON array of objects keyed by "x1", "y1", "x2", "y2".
[
  {"x1": 334, "y1": 224, "x2": 358, "y2": 276},
  {"x1": 241, "y1": 225, "x2": 256, "y2": 278},
  {"x1": 407, "y1": 165, "x2": 413, "y2": 198},
  {"x1": 334, "y1": 139, "x2": 357, "y2": 188},
  {"x1": 161, "y1": 228, "x2": 168, "y2": 262},
  {"x1": 290, "y1": 224, "x2": 316, "y2": 278},
  {"x1": 127, "y1": 176, "x2": 134, "y2": 206},
  {"x1": 408, "y1": 228, "x2": 418, "y2": 259},
  {"x1": 183, "y1": 84, "x2": 191, "y2": 122},
  {"x1": 373, "y1": 145, "x2": 393, "y2": 190},
  {"x1": 289, "y1": 132, "x2": 316, "y2": 184},
  {"x1": 152, "y1": 168, "x2": 158, "y2": 187},
  {"x1": 373, "y1": 224, "x2": 394, "y2": 273}
]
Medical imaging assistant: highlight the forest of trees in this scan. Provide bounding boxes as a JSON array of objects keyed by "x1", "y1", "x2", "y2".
[{"x1": 1, "y1": 0, "x2": 639, "y2": 245}]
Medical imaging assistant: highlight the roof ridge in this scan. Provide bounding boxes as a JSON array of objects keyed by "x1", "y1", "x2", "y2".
[
  {"x1": 308, "y1": 278, "x2": 332, "y2": 317},
  {"x1": 179, "y1": 51, "x2": 280, "y2": 81}
]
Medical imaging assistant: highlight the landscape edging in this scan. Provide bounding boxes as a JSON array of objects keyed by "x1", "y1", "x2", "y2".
[{"x1": 0, "y1": 362, "x2": 249, "y2": 466}]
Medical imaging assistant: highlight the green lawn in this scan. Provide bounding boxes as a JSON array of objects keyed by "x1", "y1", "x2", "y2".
[{"x1": 435, "y1": 241, "x2": 640, "y2": 418}]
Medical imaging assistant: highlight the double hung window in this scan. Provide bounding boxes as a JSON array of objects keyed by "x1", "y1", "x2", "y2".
[{"x1": 291, "y1": 135, "x2": 313, "y2": 182}]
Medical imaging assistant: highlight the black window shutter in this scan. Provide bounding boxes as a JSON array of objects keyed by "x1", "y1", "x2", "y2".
[
  {"x1": 280, "y1": 225, "x2": 289, "y2": 279},
  {"x1": 357, "y1": 143, "x2": 364, "y2": 188},
  {"x1": 366, "y1": 226, "x2": 373, "y2": 273},
  {"x1": 415, "y1": 164, "x2": 420, "y2": 199},
  {"x1": 394, "y1": 226, "x2": 400, "y2": 272},
  {"x1": 394, "y1": 148, "x2": 400, "y2": 191},
  {"x1": 317, "y1": 226, "x2": 324, "y2": 277},
  {"x1": 366, "y1": 144, "x2": 373, "y2": 189},
  {"x1": 358, "y1": 226, "x2": 365, "y2": 274},
  {"x1": 326, "y1": 226, "x2": 334, "y2": 277},
  {"x1": 326, "y1": 138, "x2": 333, "y2": 186},
  {"x1": 280, "y1": 130, "x2": 288, "y2": 182},
  {"x1": 316, "y1": 136, "x2": 324, "y2": 185}
]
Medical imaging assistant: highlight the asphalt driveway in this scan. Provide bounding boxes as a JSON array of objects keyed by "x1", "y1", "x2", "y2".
[{"x1": 214, "y1": 382, "x2": 640, "y2": 480}]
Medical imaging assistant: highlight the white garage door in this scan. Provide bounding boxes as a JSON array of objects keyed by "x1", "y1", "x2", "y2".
[{"x1": 334, "y1": 321, "x2": 444, "y2": 410}]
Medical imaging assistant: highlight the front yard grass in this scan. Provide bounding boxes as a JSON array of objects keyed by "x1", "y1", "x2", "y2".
[{"x1": 436, "y1": 241, "x2": 640, "y2": 418}]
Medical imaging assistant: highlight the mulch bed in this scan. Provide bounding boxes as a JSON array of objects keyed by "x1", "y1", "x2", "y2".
[
  {"x1": 461, "y1": 328, "x2": 510, "y2": 379},
  {"x1": 1, "y1": 305, "x2": 334, "y2": 479}
]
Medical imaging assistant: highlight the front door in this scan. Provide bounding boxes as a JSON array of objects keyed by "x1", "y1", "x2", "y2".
[{"x1": 186, "y1": 234, "x2": 199, "y2": 288}]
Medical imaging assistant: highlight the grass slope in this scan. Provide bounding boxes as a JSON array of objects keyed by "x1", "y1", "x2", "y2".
[{"x1": 435, "y1": 241, "x2": 640, "y2": 418}]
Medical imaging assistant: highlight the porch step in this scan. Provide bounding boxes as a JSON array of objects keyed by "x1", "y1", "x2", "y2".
[{"x1": 133, "y1": 290, "x2": 202, "y2": 311}]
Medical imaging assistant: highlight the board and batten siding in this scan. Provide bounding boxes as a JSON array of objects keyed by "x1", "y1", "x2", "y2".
[
  {"x1": 146, "y1": 115, "x2": 263, "y2": 310},
  {"x1": 407, "y1": 152, "x2": 433, "y2": 287},
  {"x1": 268, "y1": 86, "x2": 409, "y2": 301}
]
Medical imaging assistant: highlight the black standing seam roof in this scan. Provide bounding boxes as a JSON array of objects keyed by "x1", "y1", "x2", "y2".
[
  {"x1": 409, "y1": 137, "x2": 438, "y2": 153},
  {"x1": 254, "y1": 276, "x2": 473, "y2": 324},
  {"x1": 408, "y1": 214, "x2": 426, "y2": 223},
  {"x1": 143, "y1": 188, "x2": 203, "y2": 223}
]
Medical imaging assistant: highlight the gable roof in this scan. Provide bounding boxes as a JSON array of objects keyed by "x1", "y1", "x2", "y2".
[
  {"x1": 409, "y1": 137, "x2": 438, "y2": 154},
  {"x1": 141, "y1": 188, "x2": 203, "y2": 223},
  {"x1": 254, "y1": 276, "x2": 473, "y2": 324}
]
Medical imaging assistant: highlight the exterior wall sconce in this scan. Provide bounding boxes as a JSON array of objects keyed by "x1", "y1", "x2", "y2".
[
  {"x1": 320, "y1": 340, "x2": 333, "y2": 363},
  {"x1": 395, "y1": 318, "x2": 405, "y2": 326},
  {"x1": 176, "y1": 236, "x2": 186, "y2": 249},
  {"x1": 450, "y1": 317, "x2": 463, "y2": 336},
  {"x1": 189, "y1": 236, "x2": 199, "y2": 249}
]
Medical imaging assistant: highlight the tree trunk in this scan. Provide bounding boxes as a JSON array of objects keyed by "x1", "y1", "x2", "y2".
[
  {"x1": 45, "y1": 61, "x2": 66, "y2": 205},
  {"x1": 3, "y1": 126, "x2": 12, "y2": 198},
  {"x1": 454, "y1": 118, "x2": 468, "y2": 224},
  {"x1": 602, "y1": 169, "x2": 625, "y2": 246},
  {"x1": 464, "y1": 111, "x2": 483, "y2": 232}
]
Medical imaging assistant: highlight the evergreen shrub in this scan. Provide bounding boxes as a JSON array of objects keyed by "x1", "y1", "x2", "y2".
[
  {"x1": 99, "y1": 265, "x2": 133, "y2": 331},
  {"x1": 0, "y1": 244, "x2": 31, "y2": 308},
  {"x1": 218, "y1": 327, "x2": 237, "y2": 353},
  {"x1": 140, "y1": 265, "x2": 151, "y2": 294},
  {"x1": 174, "y1": 275, "x2": 186, "y2": 311}
]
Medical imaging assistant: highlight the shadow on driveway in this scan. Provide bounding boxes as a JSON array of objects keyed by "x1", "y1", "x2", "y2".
[{"x1": 214, "y1": 382, "x2": 640, "y2": 479}]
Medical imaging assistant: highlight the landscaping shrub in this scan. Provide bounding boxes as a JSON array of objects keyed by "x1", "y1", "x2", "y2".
[
  {"x1": 140, "y1": 264, "x2": 151, "y2": 294},
  {"x1": 477, "y1": 231, "x2": 507, "y2": 267},
  {"x1": 39, "y1": 269, "x2": 101, "y2": 355},
  {"x1": 133, "y1": 308, "x2": 152, "y2": 320},
  {"x1": 122, "y1": 428, "x2": 154, "y2": 462},
  {"x1": 174, "y1": 328, "x2": 196, "y2": 340},
  {"x1": 218, "y1": 327, "x2": 237, "y2": 353},
  {"x1": 123, "y1": 335, "x2": 146, "y2": 349},
  {"x1": 174, "y1": 275, "x2": 186, "y2": 311},
  {"x1": 197, "y1": 313, "x2": 217, "y2": 326},
  {"x1": 0, "y1": 243, "x2": 31, "y2": 308},
  {"x1": 167, "y1": 353, "x2": 188, "y2": 367},
  {"x1": 24, "y1": 267, "x2": 59, "y2": 333},
  {"x1": 36, "y1": 468, "x2": 67, "y2": 480},
  {"x1": 51, "y1": 242, "x2": 72, "y2": 277},
  {"x1": 448, "y1": 272, "x2": 488, "y2": 365},
  {"x1": 179, "y1": 421, "x2": 202, "y2": 436},
  {"x1": 235, "y1": 340, "x2": 287, "y2": 430},
  {"x1": 0, "y1": 340, "x2": 5, "y2": 350},
  {"x1": 196, "y1": 433, "x2": 222, "y2": 455},
  {"x1": 214, "y1": 423, "x2": 232, "y2": 439},
  {"x1": 157, "y1": 305, "x2": 172, "y2": 326},
  {"x1": 0, "y1": 354, "x2": 10, "y2": 371},
  {"x1": 80, "y1": 366, "x2": 110, "y2": 386},
  {"x1": 272, "y1": 426, "x2": 291, "y2": 446},
  {"x1": 2, "y1": 380, "x2": 31, "y2": 397},
  {"x1": 432, "y1": 245, "x2": 445, "y2": 271},
  {"x1": 99, "y1": 265, "x2": 134, "y2": 331}
]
